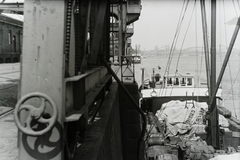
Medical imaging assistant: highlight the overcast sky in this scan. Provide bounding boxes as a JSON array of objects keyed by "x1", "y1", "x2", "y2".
[
  {"x1": 3, "y1": 0, "x2": 240, "y2": 51},
  {"x1": 131, "y1": 0, "x2": 240, "y2": 51}
]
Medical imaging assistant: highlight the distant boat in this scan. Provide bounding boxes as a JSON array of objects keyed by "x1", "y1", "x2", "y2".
[
  {"x1": 126, "y1": 53, "x2": 141, "y2": 64},
  {"x1": 132, "y1": 55, "x2": 141, "y2": 64}
]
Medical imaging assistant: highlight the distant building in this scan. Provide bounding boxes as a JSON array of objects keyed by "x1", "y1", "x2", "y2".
[{"x1": 0, "y1": 13, "x2": 23, "y2": 63}]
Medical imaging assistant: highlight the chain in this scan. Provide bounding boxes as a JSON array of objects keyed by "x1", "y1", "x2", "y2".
[{"x1": 64, "y1": 0, "x2": 73, "y2": 72}]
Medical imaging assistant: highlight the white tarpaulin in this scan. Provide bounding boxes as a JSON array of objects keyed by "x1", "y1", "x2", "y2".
[{"x1": 155, "y1": 100, "x2": 208, "y2": 136}]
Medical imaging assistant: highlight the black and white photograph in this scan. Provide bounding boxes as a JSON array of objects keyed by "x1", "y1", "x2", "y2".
[{"x1": 0, "y1": 0, "x2": 239, "y2": 160}]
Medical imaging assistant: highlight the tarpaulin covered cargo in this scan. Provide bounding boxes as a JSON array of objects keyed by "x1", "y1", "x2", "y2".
[{"x1": 155, "y1": 100, "x2": 208, "y2": 137}]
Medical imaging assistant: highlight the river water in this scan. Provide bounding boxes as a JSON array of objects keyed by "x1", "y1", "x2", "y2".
[{"x1": 133, "y1": 50, "x2": 240, "y2": 125}]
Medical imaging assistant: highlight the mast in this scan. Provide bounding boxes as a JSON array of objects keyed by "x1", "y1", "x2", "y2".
[
  {"x1": 200, "y1": 0, "x2": 210, "y2": 92},
  {"x1": 207, "y1": 0, "x2": 240, "y2": 149},
  {"x1": 209, "y1": 0, "x2": 220, "y2": 149}
]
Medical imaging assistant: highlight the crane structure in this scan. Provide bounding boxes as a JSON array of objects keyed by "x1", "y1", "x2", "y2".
[{"x1": 12, "y1": 0, "x2": 142, "y2": 160}]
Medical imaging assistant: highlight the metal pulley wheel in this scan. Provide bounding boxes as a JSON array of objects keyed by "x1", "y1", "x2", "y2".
[{"x1": 14, "y1": 92, "x2": 58, "y2": 136}]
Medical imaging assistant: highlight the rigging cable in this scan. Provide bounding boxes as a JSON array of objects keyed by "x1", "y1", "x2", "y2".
[
  {"x1": 169, "y1": 0, "x2": 197, "y2": 96},
  {"x1": 220, "y1": 0, "x2": 225, "y2": 125},
  {"x1": 237, "y1": 0, "x2": 240, "y2": 10},
  {"x1": 223, "y1": 0, "x2": 238, "y2": 118},
  {"x1": 219, "y1": 68, "x2": 240, "y2": 118},
  {"x1": 232, "y1": 0, "x2": 240, "y2": 16},
  {"x1": 165, "y1": 0, "x2": 190, "y2": 96},
  {"x1": 223, "y1": 0, "x2": 228, "y2": 48},
  {"x1": 160, "y1": 0, "x2": 190, "y2": 96},
  {"x1": 163, "y1": 0, "x2": 187, "y2": 76},
  {"x1": 227, "y1": 62, "x2": 236, "y2": 118},
  {"x1": 172, "y1": 1, "x2": 199, "y2": 124},
  {"x1": 199, "y1": 44, "x2": 204, "y2": 86},
  {"x1": 175, "y1": 0, "x2": 197, "y2": 74},
  {"x1": 230, "y1": 0, "x2": 238, "y2": 118},
  {"x1": 165, "y1": 0, "x2": 190, "y2": 76},
  {"x1": 195, "y1": 0, "x2": 199, "y2": 88}
]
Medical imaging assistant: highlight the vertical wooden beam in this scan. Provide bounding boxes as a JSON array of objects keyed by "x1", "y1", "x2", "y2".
[{"x1": 18, "y1": 1, "x2": 65, "y2": 159}]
